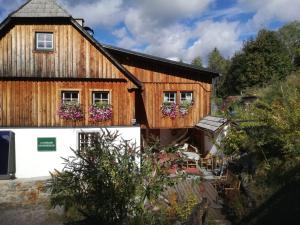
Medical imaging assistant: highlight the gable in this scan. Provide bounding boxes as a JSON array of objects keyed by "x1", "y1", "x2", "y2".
[{"x1": 0, "y1": 21, "x2": 140, "y2": 89}]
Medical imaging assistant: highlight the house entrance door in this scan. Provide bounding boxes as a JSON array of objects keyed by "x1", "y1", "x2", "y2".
[{"x1": 0, "y1": 131, "x2": 15, "y2": 179}]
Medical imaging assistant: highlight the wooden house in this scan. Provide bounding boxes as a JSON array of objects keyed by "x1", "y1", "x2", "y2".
[{"x1": 0, "y1": 0, "x2": 218, "y2": 179}]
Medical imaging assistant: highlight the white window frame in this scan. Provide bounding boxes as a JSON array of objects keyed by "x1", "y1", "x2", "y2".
[
  {"x1": 92, "y1": 91, "x2": 110, "y2": 105},
  {"x1": 36, "y1": 32, "x2": 54, "y2": 50},
  {"x1": 180, "y1": 91, "x2": 193, "y2": 103},
  {"x1": 61, "y1": 91, "x2": 80, "y2": 104},
  {"x1": 78, "y1": 132, "x2": 100, "y2": 151},
  {"x1": 163, "y1": 92, "x2": 177, "y2": 103}
]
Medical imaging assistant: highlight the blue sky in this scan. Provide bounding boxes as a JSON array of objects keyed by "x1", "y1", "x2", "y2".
[{"x1": 1, "y1": 0, "x2": 300, "y2": 64}]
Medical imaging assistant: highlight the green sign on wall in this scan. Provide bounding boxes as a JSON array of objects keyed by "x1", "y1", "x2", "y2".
[{"x1": 37, "y1": 138, "x2": 56, "y2": 151}]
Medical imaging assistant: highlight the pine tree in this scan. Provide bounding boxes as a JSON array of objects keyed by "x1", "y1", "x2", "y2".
[
  {"x1": 191, "y1": 56, "x2": 203, "y2": 68},
  {"x1": 207, "y1": 48, "x2": 230, "y2": 74}
]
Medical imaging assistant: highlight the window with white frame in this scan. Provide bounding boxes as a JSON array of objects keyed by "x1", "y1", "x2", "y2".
[
  {"x1": 36, "y1": 32, "x2": 53, "y2": 50},
  {"x1": 180, "y1": 92, "x2": 193, "y2": 103},
  {"x1": 61, "y1": 91, "x2": 79, "y2": 104},
  {"x1": 78, "y1": 132, "x2": 100, "y2": 151},
  {"x1": 163, "y1": 92, "x2": 177, "y2": 103},
  {"x1": 92, "y1": 91, "x2": 110, "y2": 105}
]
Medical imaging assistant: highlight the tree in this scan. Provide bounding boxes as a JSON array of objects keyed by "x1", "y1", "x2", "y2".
[
  {"x1": 278, "y1": 21, "x2": 300, "y2": 67},
  {"x1": 191, "y1": 56, "x2": 203, "y2": 68},
  {"x1": 50, "y1": 130, "x2": 176, "y2": 225},
  {"x1": 207, "y1": 48, "x2": 230, "y2": 74},
  {"x1": 207, "y1": 48, "x2": 231, "y2": 97},
  {"x1": 221, "y1": 29, "x2": 293, "y2": 96}
]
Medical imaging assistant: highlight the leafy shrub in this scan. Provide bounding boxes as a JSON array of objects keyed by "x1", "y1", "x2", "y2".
[{"x1": 50, "y1": 130, "x2": 178, "y2": 225}]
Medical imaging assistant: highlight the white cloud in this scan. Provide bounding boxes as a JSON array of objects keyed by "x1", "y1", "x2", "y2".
[
  {"x1": 120, "y1": 2, "x2": 242, "y2": 63},
  {"x1": 59, "y1": 0, "x2": 125, "y2": 27},
  {"x1": 238, "y1": 0, "x2": 300, "y2": 31},
  {"x1": 119, "y1": 0, "x2": 218, "y2": 61},
  {"x1": 135, "y1": 0, "x2": 214, "y2": 24},
  {"x1": 186, "y1": 20, "x2": 241, "y2": 63}
]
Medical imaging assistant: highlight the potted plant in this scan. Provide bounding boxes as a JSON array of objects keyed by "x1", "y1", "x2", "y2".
[
  {"x1": 161, "y1": 102, "x2": 177, "y2": 119},
  {"x1": 58, "y1": 101, "x2": 84, "y2": 121},
  {"x1": 89, "y1": 102, "x2": 112, "y2": 122},
  {"x1": 178, "y1": 100, "x2": 193, "y2": 117}
]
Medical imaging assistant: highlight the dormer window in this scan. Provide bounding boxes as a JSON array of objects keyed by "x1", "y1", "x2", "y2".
[{"x1": 36, "y1": 32, "x2": 53, "y2": 51}]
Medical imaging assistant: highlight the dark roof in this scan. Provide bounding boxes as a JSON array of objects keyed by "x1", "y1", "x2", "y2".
[
  {"x1": 195, "y1": 116, "x2": 228, "y2": 133},
  {"x1": 103, "y1": 44, "x2": 219, "y2": 78},
  {"x1": 11, "y1": 0, "x2": 70, "y2": 18}
]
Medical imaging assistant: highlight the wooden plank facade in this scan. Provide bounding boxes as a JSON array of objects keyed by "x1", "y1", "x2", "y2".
[
  {"x1": 0, "y1": 79, "x2": 134, "y2": 127},
  {"x1": 110, "y1": 55, "x2": 213, "y2": 129},
  {"x1": 0, "y1": 24, "x2": 126, "y2": 80}
]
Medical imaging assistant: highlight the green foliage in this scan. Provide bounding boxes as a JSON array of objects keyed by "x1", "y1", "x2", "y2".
[
  {"x1": 221, "y1": 29, "x2": 293, "y2": 96},
  {"x1": 191, "y1": 56, "x2": 203, "y2": 68},
  {"x1": 174, "y1": 194, "x2": 198, "y2": 222},
  {"x1": 164, "y1": 191, "x2": 199, "y2": 224},
  {"x1": 278, "y1": 21, "x2": 300, "y2": 67},
  {"x1": 50, "y1": 130, "x2": 178, "y2": 225},
  {"x1": 221, "y1": 127, "x2": 248, "y2": 155},
  {"x1": 220, "y1": 72, "x2": 300, "y2": 222},
  {"x1": 208, "y1": 47, "x2": 230, "y2": 75},
  {"x1": 207, "y1": 48, "x2": 232, "y2": 97},
  {"x1": 240, "y1": 73, "x2": 300, "y2": 158}
]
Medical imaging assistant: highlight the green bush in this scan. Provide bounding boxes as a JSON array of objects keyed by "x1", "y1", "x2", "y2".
[{"x1": 50, "y1": 130, "x2": 177, "y2": 225}]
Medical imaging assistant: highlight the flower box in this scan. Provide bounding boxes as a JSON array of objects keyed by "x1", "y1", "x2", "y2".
[
  {"x1": 178, "y1": 100, "x2": 193, "y2": 117},
  {"x1": 58, "y1": 102, "x2": 84, "y2": 121},
  {"x1": 161, "y1": 102, "x2": 177, "y2": 119},
  {"x1": 89, "y1": 103, "x2": 112, "y2": 122}
]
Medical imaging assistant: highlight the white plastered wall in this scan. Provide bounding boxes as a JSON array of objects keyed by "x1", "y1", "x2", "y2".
[{"x1": 0, "y1": 127, "x2": 140, "y2": 178}]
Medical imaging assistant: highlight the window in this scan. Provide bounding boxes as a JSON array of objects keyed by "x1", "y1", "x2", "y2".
[
  {"x1": 61, "y1": 91, "x2": 79, "y2": 104},
  {"x1": 163, "y1": 92, "x2": 176, "y2": 103},
  {"x1": 36, "y1": 32, "x2": 53, "y2": 50},
  {"x1": 180, "y1": 92, "x2": 193, "y2": 103},
  {"x1": 78, "y1": 132, "x2": 100, "y2": 151},
  {"x1": 92, "y1": 91, "x2": 110, "y2": 105}
]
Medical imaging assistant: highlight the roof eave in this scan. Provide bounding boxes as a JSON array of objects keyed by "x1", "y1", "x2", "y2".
[{"x1": 103, "y1": 44, "x2": 220, "y2": 78}]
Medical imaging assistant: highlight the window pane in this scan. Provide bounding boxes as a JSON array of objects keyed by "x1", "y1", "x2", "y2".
[
  {"x1": 71, "y1": 92, "x2": 78, "y2": 100},
  {"x1": 164, "y1": 92, "x2": 176, "y2": 103},
  {"x1": 62, "y1": 91, "x2": 79, "y2": 103},
  {"x1": 93, "y1": 91, "x2": 110, "y2": 104},
  {"x1": 37, "y1": 33, "x2": 45, "y2": 41},
  {"x1": 38, "y1": 42, "x2": 44, "y2": 48},
  {"x1": 46, "y1": 34, "x2": 52, "y2": 41},
  {"x1": 64, "y1": 92, "x2": 71, "y2": 99},
  {"x1": 46, "y1": 42, "x2": 52, "y2": 48},
  {"x1": 181, "y1": 92, "x2": 193, "y2": 103},
  {"x1": 36, "y1": 32, "x2": 53, "y2": 50}
]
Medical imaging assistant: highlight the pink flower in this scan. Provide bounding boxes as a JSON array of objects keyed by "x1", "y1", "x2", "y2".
[
  {"x1": 89, "y1": 103, "x2": 112, "y2": 122},
  {"x1": 58, "y1": 102, "x2": 84, "y2": 121},
  {"x1": 161, "y1": 102, "x2": 177, "y2": 119}
]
